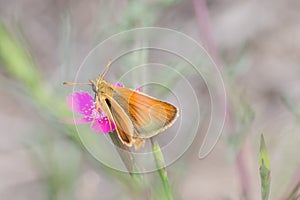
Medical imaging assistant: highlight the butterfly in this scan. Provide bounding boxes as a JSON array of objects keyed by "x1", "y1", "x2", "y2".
[{"x1": 64, "y1": 61, "x2": 178, "y2": 149}]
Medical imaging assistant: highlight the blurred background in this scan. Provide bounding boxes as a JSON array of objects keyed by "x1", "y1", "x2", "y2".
[{"x1": 1, "y1": 0, "x2": 300, "y2": 199}]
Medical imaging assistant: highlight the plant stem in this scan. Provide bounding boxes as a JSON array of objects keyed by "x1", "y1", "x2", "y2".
[{"x1": 151, "y1": 138, "x2": 173, "y2": 200}]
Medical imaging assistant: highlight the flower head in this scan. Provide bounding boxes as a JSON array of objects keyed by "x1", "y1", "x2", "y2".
[
  {"x1": 64, "y1": 83, "x2": 141, "y2": 134},
  {"x1": 66, "y1": 91, "x2": 115, "y2": 133}
]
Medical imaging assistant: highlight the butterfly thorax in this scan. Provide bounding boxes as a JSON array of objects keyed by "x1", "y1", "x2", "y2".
[{"x1": 90, "y1": 77, "x2": 114, "y2": 97}]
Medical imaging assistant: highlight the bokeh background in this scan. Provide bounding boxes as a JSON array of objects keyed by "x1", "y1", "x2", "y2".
[{"x1": 1, "y1": 0, "x2": 300, "y2": 199}]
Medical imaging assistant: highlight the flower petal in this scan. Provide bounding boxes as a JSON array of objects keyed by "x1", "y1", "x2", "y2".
[
  {"x1": 66, "y1": 92, "x2": 95, "y2": 116},
  {"x1": 91, "y1": 116, "x2": 116, "y2": 134},
  {"x1": 135, "y1": 86, "x2": 142, "y2": 92},
  {"x1": 114, "y1": 83, "x2": 124, "y2": 88}
]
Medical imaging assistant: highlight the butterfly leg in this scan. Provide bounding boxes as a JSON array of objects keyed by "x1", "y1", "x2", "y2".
[
  {"x1": 90, "y1": 95, "x2": 99, "y2": 128},
  {"x1": 134, "y1": 137, "x2": 145, "y2": 150}
]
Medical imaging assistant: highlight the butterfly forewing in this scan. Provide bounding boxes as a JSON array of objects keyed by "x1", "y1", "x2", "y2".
[
  {"x1": 111, "y1": 87, "x2": 178, "y2": 138},
  {"x1": 100, "y1": 96, "x2": 135, "y2": 146}
]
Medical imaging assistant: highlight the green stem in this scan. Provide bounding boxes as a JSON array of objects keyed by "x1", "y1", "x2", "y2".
[{"x1": 151, "y1": 138, "x2": 173, "y2": 200}]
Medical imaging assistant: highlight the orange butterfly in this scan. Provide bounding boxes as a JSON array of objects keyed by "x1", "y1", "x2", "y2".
[{"x1": 64, "y1": 61, "x2": 178, "y2": 149}]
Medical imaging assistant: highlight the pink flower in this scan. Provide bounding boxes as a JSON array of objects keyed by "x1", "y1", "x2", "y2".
[
  {"x1": 65, "y1": 91, "x2": 115, "y2": 133},
  {"x1": 64, "y1": 83, "x2": 141, "y2": 134}
]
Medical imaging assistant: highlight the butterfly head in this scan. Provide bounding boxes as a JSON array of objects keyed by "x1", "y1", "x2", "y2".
[
  {"x1": 90, "y1": 80, "x2": 98, "y2": 94},
  {"x1": 90, "y1": 77, "x2": 110, "y2": 96}
]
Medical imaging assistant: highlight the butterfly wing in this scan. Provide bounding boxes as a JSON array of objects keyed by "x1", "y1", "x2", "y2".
[
  {"x1": 110, "y1": 86, "x2": 178, "y2": 138},
  {"x1": 99, "y1": 96, "x2": 135, "y2": 146}
]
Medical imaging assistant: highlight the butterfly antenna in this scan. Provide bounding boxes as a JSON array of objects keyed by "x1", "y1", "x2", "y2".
[
  {"x1": 63, "y1": 81, "x2": 92, "y2": 86},
  {"x1": 100, "y1": 59, "x2": 112, "y2": 78}
]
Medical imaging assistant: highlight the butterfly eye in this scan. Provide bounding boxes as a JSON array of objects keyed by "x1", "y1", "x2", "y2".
[{"x1": 92, "y1": 84, "x2": 98, "y2": 93}]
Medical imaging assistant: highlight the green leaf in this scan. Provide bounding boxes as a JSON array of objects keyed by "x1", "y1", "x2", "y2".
[{"x1": 259, "y1": 134, "x2": 271, "y2": 200}]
